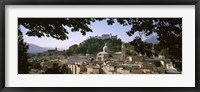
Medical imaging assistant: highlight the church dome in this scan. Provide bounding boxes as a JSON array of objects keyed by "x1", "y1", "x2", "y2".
[
  {"x1": 103, "y1": 43, "x2": 109, "y2": 52},
  {"x1": 103, "y1": 45, "x2": 108, "y2": 52}
]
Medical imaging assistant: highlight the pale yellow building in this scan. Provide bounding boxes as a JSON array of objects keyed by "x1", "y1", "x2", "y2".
[
  {"x1": 68, "y1": 64, "x2": 86, "y2": 74},
  {"x1": 87, "y1": 66, "x2": 100, "y2": 74}
]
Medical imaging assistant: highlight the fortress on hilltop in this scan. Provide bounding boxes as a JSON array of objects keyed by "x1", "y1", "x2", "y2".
[{"x1": 89, "y1": 34, "x2": 117, "y2": 40}]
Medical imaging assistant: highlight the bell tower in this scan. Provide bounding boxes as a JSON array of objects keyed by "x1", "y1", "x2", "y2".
[{"x1": 121, "y1": 43, "x2": 126, "y2": 61}]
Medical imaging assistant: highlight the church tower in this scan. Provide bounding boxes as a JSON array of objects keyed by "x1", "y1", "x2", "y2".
[
  {"x1": 151, "y1": 44, "x2": 155, "y2": 58},
  {"x1": 151, "y1": 44, "x2": 155, "y2": 53},
  {"x1": 121, "y1": 43, "x2": 126, "y2": 61}
]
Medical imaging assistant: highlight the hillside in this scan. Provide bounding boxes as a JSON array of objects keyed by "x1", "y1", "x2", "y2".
[
  {"x1": 27, "y1": 44, "x2": 48, "y2": 53},
  {"x1": 65, "y1": 38, "x2": 122, "y2": 56}
]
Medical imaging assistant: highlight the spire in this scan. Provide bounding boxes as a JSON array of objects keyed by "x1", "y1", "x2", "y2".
[
  {"x1": 55, "y1": 47, "x2": 57, "y2": 51},
  {"x1": 151, "y1": 44, "x2": 155, "y2": 53},
  {"x1": 121, "y1": 42, "x2": 126, "y2": 61},
  {"x1": 122, "y1": 42, "x2": 125, "y2": 49}
]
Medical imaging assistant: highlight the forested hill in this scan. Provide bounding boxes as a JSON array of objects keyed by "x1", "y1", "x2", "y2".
[{"x1": 65, "y1": 38, "x2": 122, "y2": 56}]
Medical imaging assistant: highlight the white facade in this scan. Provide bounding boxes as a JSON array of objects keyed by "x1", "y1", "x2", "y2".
[{"x1": 96, "y1": 43, "x2": 109, "y2": 61}]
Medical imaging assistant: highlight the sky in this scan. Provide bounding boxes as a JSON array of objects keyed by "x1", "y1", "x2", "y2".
[{"x1": 20, "y1": 19, "x2": 151, "y2": 50}]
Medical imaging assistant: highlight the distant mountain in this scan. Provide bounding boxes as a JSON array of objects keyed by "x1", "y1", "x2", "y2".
[
  {"x1": 144, "y1": 36, "x2": 159, "y2": 44},
  {"x1": 27, "y1": 44, "x2": 48, "y2": 53}
]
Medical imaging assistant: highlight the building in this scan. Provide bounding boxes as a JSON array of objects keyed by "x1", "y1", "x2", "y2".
[
  {"x1": 116, "y1": 67, "x2": 131, "y2": 74},
  {"x1": 112, "y1": 43, "x2": 126, "y2": 61},
  {"x1": 67, "y1": 56, "x2": 89, "y2": 64},
  {"x1": 89, "y1": 34, "x2": 117, "y2": 40},
  {"x1": 47, "y1": 47, "x2": 57, "y2": 52},
  {"x1": 113, "y1": 52, "x2": 123, "y2": 61},
  {"x1": 102, "y1": 65, "x2": 115, "y2": 74},
  {"x1": 96, "y1": 42, "x2": 126, "y2": 62},
  {"x1": 68, "y1": 64, "x2": 87, "y2": 74},
  {"x1": 121, "y1": 43, "x2": 126, "y2": 61},
  {"x1": 87, "y1": 66, "x2": 100, "y2": 74},
  {"x1": 96, "y1": 43, "x2": 109, "y2": 61},
  {"x1": 127, "y1": 56, "x2": 132, "y2": 61}
]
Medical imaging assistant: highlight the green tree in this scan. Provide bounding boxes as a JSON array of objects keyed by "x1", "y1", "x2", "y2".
[
  {"x1": 18, "y1": 18, "x2": 105, "y2": 40},
  {"x1": 125, "y1": 42, "x2": 135, "y2": 56},
  {"x1": 66, "y1": 44, "x2": 79, "y2": 56},
  {"x1": 125, "y1": 18, "x2": 182, "y2": 61},
  {"x1": 65, "y1": 49, "x2": 73, "y2": 56},
  {"x1": 44, "y1": 63, "x2": 61, "y2": 74},
  {"x1": 65, "y1": 38, "x2": 123, "y2": 56},
  {"x1": 33, "y1": 62, "x2": 41, "y2": 69},
  {"x1": 44, "y1": 63, "x2": 67, "y2": 74},
  {"x1": 60, "y1": 64, "x2": 68, "y2": 73},
  {"x1": 18, "y1": 28, "x2": 30, "y2": 74}
]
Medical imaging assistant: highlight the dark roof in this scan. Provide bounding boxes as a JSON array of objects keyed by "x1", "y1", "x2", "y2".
[{"x1": 67, "y1": 56, "x2": 88, "y2": 64}]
